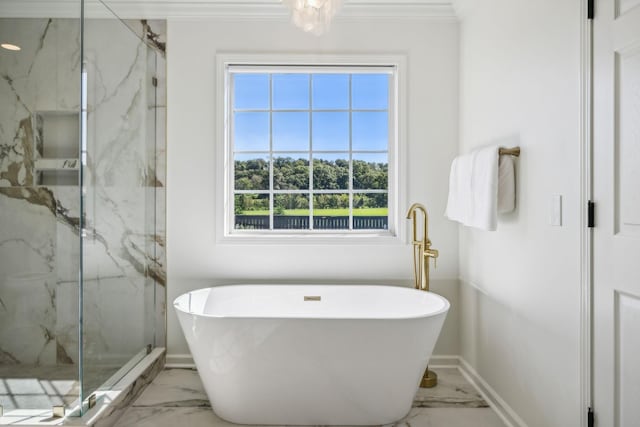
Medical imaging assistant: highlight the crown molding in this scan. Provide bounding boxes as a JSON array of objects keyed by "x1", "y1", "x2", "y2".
[{"x1": 0, "y1": 0, "x2": 456, "y2": 20}]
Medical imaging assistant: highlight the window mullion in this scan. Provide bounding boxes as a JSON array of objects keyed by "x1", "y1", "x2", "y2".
[
  {"x1": 269, "y1": 74, "x2": 274, "y2": 231},
  {"x1": 348, "y1": 73, "x2": 354, "y2": 231},
  {"x1": 309, "y1": 74, "x2": 314, "y2": 230},
  {"x1": 229, "y1": 72, "x2": 235, "y2": 232}
]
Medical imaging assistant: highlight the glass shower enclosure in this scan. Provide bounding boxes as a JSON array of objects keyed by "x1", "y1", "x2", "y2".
[{"x1": 0, "y1": 0, "x2": 165, "y2": 418}]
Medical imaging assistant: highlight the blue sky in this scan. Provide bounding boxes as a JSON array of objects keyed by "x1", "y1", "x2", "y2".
[{"x1": 233, "y1": 73, "x2": 389, "y2": 163}]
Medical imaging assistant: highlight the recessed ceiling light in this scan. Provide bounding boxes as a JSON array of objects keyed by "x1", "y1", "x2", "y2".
[{"x1": 1, "y1": 43, "x2": 21, "y2": 51}]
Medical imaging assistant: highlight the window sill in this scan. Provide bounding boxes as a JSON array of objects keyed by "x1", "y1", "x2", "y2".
[{"x1": 218, "y1": 231, "x2": 404, "y2": 246}]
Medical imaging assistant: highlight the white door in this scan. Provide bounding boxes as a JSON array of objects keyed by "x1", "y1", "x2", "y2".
[{"x1": 593, "y1": 0, "x2": 640, "y2": 426}]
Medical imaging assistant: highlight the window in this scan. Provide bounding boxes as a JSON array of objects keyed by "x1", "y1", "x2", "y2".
[{"x1": 224, "y1": 64, "x2": 398, "y2": 237}]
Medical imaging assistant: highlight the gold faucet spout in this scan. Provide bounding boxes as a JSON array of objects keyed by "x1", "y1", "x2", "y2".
[
  {"x1": 406, "y1": 202, "x2": 427, "y2": 218},
  {"x1": 406, "y1": 203, "x2": 428, "y2": 244},
  {"x1": 405, "y1": 203, "x2": 438, "y2": 291}
]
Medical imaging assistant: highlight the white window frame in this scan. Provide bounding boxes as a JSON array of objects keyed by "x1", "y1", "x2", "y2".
[{"x1": 215, "y1": 53, "x2": 407, "y2": 244}]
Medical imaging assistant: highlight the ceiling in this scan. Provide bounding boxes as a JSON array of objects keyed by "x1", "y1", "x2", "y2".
[{"x1": 0, "y1": 0, "x2": 456, "y2": 20}]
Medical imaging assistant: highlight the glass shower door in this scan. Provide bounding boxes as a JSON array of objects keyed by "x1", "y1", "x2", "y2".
[
  {"x1": 80, "y1": 1, "x2": 161, "y2": 406},
  {"x1": 0, "y1": 12, "x2": 82, "y2": 417},
  {"x1": 0, "y1": 0, "x2": 165, "y2": 418}
]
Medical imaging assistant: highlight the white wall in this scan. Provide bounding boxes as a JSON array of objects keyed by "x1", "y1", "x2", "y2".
[
  {"x1": 166, "y1": 17, "x2": 460, "y2": 358},
  {"x1": 454, "y1": 1, "x2": 582, "y2": 426}
]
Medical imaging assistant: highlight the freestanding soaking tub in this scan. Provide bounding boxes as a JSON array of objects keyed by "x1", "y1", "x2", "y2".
[{"x1": 174, "y1": 284, "x2": 449, "y2": 425}]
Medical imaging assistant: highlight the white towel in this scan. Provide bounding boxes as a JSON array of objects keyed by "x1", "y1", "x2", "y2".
[{"x1": 445, "y1": 145, "x2": 515, "y2": 231}]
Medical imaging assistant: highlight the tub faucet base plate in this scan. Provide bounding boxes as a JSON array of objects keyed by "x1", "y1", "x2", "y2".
[{"x1": 420, "y1": 368, "x2": 438, "y2": 388}]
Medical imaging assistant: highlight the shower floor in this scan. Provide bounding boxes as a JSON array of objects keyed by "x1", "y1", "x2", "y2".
[{"x1": 0, "y1": 365, "x2": 117, "y2": 413}]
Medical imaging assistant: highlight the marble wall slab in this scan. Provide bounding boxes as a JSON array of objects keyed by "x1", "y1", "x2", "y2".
[
  {"x1": 0, "y1": 16, "x2": 166, "y2": 383},
  {"x1": 0, "y1": 190, "x2": 60, "y2": 365},
  {"x1": 0, "y1": 19, "x2": 81, "y2": 191}
]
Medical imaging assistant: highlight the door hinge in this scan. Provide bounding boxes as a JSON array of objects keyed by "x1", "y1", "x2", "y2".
[
  {"x1": 588, "y1": 0, "x2": 594, "y2": 19},
  {"x1": 588, "y1": 201, "x2": 595, "y2": 228},
  {"x1": 588, "y1": 407, "x2": 594, "y2": 427},
  {"x1": 152, "y1": 76, "x2": 158, "y2": 87}
]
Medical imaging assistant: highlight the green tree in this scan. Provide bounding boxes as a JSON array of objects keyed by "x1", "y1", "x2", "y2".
[
  {"x1": 353, "y1": 160, "x2": 387, "y2": 190},
  {"x1": 234, "y1": 158, "x2": 268, "y2": 190},
  {"x1": 274, "y1": 157, "x2": 309, "y2": 190}
]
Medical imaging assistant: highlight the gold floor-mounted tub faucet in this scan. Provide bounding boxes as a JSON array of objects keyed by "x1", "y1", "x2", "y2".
[{"x1": 406, "y1": 202, "x2": 439, "y2": 388}]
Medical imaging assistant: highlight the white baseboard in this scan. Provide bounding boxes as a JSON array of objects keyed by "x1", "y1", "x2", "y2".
[
  {"x1": 428, "y1": 354, "x2": 461, "y2": 368},
  {"x1": 458, "y1": 358, "x2": 528, "y2": 427},
  {"x1": 166, "y1": 352, "x2": 527, "y2": 427},
  {"x1": 166, "y1": 353, "x2": 460, "y2": 370},
  {"x1": 165, "y1": 353, "x2": 196, "y2": 368}
]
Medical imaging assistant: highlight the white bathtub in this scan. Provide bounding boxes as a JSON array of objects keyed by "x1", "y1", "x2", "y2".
[{"x1": 174, "y1": 284, "x2": 449, "y2": 425}]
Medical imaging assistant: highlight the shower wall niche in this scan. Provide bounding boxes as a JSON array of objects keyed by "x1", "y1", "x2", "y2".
[{"x1": 33, "y1": 110, "x2": 80, "y2": 186}]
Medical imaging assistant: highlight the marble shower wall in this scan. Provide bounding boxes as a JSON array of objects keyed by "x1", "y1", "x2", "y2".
[
  {"x1": 0, "y1": 18, "x2": 82, "y2": 367},
  {"x1": 81, "y1": 17, "x2": 166, "y2": 369},
  {"x1": 0, "y1": 17, "x2": 166, "y2": 368}
]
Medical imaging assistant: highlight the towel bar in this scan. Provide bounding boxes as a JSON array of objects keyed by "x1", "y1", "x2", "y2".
[{"x1": 499, "y1": 147, "x2": 520, "y2": 157}]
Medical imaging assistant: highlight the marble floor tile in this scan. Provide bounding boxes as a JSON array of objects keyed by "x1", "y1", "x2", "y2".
[
  {"x1": 115, "y1": 367, "x2": 505, "y2": 427},
  {"x1": 415, "y1": 368, "x2": 487, "y2": 408},
  {"x1": 0, "y1": 368, "x2": 79, "y2": 412},
  {"x1": 128, "y1": 367, "x2": 487, "y2": 410},
  {"x1": 130, "y1": 368, "x2": 209, "y2": 408},
  {"x1": 393, "y1": 407, "x2": 506, "y2": 427},
  {"x1": 118, "y1": 406, "x2": 506, "y2": 427},
  {"x1": 0, "y1": 363, "x2": 124, "y2": 414},
  {"x1": 116, "y1": 407, "x2": 230, "y2": 427},
  {"x1": 0, "y1": 409, "x2": 64, "y2": 426}
]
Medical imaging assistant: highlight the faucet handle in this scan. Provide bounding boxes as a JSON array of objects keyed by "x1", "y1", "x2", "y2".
[{"x1": 425, "y1": 248, "x2": 439, "y2": 269}]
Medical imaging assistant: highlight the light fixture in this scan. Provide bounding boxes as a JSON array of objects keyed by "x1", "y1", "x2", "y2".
[
  {"x1": 282, "y1": 0, "x2": 342, "y2": 36},
  {"x1": 1, "y1": 43, "x2": 21, "y2": 51}
]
